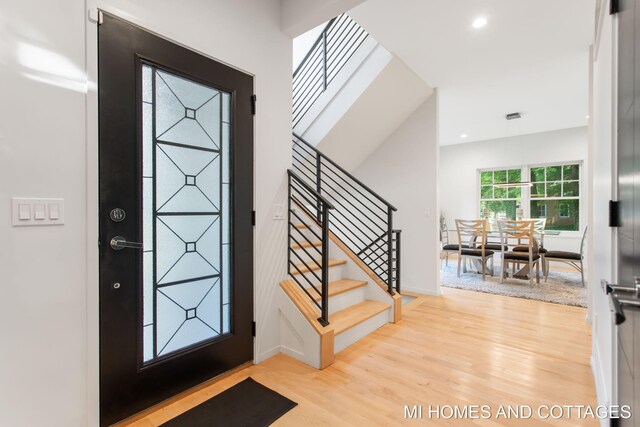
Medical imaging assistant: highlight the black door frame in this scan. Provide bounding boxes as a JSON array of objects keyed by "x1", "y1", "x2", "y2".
[{"x1": 98, "y1": 12, "x2": 254, "y2": 426}]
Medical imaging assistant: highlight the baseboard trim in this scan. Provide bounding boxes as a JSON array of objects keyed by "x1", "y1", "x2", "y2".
[
  {"x1": 591, "y1": 346, "x2": 611, "y2": 427},
  {"x1": 256, "y1": 345, "x2": 281, "y2": 364},
  {"x1": 402, "y1": 286, "x2": 441, "y2": 296}
]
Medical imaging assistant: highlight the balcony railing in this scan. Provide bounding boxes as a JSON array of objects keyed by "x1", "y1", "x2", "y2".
[{"x1": 292, "y1": 14, "x2": 368, "y2": 127}]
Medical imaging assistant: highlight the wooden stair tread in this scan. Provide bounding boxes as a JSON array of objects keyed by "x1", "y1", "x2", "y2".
[
  {"x1": 291, "y1": 259, "x2": 346, "y2": 274},
  {"x1": 292, "y1": 241, "x2": 322, "y2": 250},
  {"x1": 330, "y1": 300, "x2": 390, "y2": 335},
  {"x1": 312, "y1": 279, "x2": 367, "y2": 300}
]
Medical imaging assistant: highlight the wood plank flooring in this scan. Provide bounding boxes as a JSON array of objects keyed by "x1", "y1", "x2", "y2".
[{"x1": 120, "y1": 288, "x2": 597, "y2": 426}]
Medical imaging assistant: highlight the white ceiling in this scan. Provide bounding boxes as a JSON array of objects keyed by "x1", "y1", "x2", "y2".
[{"x1": 349, "y1": 0, "x2": 595, "y2": 145}]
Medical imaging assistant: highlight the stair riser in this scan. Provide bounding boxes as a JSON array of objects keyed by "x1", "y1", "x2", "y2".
[
  {"x1": 289, "y1": 246, "x2": 323, "y2": 264},
  {"x1": 326, "y1": 287, "x2": 367, "y2": 315},
  {"x1": 334, "y1": 308, "x2": 391, "y2": 353},
  {"x1": 291, "y1": 263, "x2": 345, "y2": 284},
  {"x1": 290, "y1": 226, "x2": 322, "y2": 244}
]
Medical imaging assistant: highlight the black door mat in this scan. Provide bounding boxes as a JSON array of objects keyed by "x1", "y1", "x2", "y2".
[{"x1": 160, "y1": 377, "x2": 297, "y2": 427}]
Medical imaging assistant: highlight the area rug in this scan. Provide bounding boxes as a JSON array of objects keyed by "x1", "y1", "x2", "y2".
[
  {"x1": 440, "y1": 264, "x2": 587, "y2": 307},
  {"x1": 160, "y1": 377, "x2": 297, "y2": 427}
]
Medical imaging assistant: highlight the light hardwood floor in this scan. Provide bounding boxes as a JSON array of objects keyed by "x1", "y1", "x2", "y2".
[{"x1": 121, "y1": 288, "x2": 597, "y2": 426}]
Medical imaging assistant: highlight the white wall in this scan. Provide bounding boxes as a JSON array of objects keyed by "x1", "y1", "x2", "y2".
[
  {"x1": 590, "y1": 0, "x2": 616, "y2": 416},
  {"x1": 440, "y1": 126, "x2": 589, "y2": 252},
  {"x1": 0, "y1": 1, "x2": 292, "y2": 426},
  {"x1": 353, "y1": 92, "x2": 440, "y2": 295}
]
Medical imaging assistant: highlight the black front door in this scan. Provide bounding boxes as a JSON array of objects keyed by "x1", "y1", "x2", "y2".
[{"x1": 98, "y1": 13, "x2": 254, "y2": 426}]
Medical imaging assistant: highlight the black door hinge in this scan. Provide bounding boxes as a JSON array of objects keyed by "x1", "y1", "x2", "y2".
[
  {"x1": 610, "y1": 200, "x2": 621, "y2": 227},
  {"x1": 252, "y1": 321, "x2": 256, "y2": 337},
  {"x1": 251, "y1": 94, "x2": 257, "y2": 115},
  {"x1": 611, "y1": 0, "x2": 619, "y2": 14},
  {"x1": 252, "y1": 210, "x2": 256, "y2": 226}
]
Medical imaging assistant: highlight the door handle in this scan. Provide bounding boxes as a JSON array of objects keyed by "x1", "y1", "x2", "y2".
[{"x1": 110, "y1": 235, "x2": 143, "y2": 251}]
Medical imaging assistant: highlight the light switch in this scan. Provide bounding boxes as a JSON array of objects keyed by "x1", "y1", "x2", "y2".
[
  {"x1": 49, "y1": 204, "x2": 60, "y2": 220},
  {"x1": 34, "y1": 204, "x2": 46, "y2": 220},
  {"x1": 18, "y1": 204, "x2": 31, "y2": 220},
  {"x1": 11, "y1": 197, "x2": 64, "y2": 226}
]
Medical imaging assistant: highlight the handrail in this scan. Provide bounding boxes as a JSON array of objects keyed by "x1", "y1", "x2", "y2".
[
  {"x1": 293, "y1": 133, "x2": 397, "y2": 211},
  {"x1": 287, "y1": 169, "x2": 335, "y2": 210},
  {"x1": 293, "y1": 18, "x2": 337, "y2": 78},
  {"x1": 291, "y1": 134, "x2": 399, "y2": 295}
]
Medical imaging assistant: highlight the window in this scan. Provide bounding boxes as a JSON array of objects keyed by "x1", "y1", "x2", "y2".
[
  {"x1": 478, "y1": 162, "x2": 581, "y2": 232},
  {"x1": 479, "y1": 168, "x2": 522, "y2": 220},
  {"x1": 530, "y1": 164, "x2": 580, "y2": 231}
]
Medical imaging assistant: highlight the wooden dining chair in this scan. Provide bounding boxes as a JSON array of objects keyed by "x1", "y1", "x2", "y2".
[
  {"x1": 440, "y1": 217, "x2": 466, "y2": 267},
  {"x1": 497, "y1": 220, "x2": 541, "y2": 287},
  {"x1": 455, "y1": 219, "x2": 494, "y2": 280},
  {"x1": 512, "y1": 218, "x2": 547, "y2": 272},
  {"x1": 484, "y1": 218, "x2": 505, "y2": 251},
  {"x1": 544, "y1": 226, "x2": 587, "y2": 286}
]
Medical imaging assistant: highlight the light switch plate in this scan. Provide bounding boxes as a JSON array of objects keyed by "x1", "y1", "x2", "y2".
[
  {"x1": 273, "y1": 203, "x2": 285, "y2": 220},
  {"x1": 11, "y1": 198, "x2": 65, "y2": 226}
]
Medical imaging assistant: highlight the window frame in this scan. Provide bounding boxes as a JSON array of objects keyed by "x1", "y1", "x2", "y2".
[{"x1": 477, "y1": 160, "x2": 583, "y2": 236}]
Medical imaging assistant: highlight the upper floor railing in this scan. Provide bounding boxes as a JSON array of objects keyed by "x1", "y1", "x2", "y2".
[{"x1": 292, "y1": 14, "x2": 369, "y2": 128}]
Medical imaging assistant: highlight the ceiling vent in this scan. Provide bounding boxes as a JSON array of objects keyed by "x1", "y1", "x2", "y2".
[{"x1": 505, "y1": 112, "x2": 522, "y2": 120}]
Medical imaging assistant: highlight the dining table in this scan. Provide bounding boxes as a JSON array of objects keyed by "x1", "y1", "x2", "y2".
[{"x1": 455, "y1": 229, "x2": 561, "y2": 280}]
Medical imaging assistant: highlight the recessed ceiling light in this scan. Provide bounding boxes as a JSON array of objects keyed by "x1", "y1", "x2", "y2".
[
  {"x1": 460, "y1": 134, "x2": 468, "y2": 139},
  {"x1": 472, "y1": 17, "x2": 487, "y2": 29}
]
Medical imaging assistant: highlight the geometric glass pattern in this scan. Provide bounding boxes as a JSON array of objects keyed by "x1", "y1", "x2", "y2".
[{"x1": 142, "y1": 63, "x2": 232, "y2": 363}]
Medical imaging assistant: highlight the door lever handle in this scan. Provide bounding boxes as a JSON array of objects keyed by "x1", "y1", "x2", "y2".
[{"x1": 110, "y1": 236, "x2": 143, "y2": 251}]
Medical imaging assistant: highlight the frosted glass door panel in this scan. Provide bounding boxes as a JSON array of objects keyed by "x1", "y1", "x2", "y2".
[{"x1": 142, "y1": 63, "x2": 232, "y2": 363}]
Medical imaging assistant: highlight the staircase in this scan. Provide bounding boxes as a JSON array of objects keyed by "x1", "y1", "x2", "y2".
[{"x1": 278, "y1": 13, "x2": 403, "y2": 370}]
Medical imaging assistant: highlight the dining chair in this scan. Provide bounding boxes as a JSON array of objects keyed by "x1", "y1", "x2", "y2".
[
  {"x1": 497, "y1": 220, "x2": 541, "y2": 287},
  {"x1": 484, "y1": 218, "x2": 504, "y2": 251},
  {"x1": 455, "y1": 219, "x2": 494, "y2": 280},
  {"x1": 440, "y1": 217, "x2": 466, "y2": 267},
  {"x1": 544, "y1": 226, "x2": 587, "y2": 286},
  {"x1": 512, "y1": 218, "x2": 547, "y2": 272}
]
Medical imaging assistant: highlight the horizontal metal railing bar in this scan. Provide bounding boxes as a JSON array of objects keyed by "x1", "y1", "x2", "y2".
[
  {"x1": 320, "y1": 189, "x2": 386, "y2": 232},
  {"x1": 288, "y1": 262, "x2": 323, "y2": 305},
  {"x1": 288, "y1": 273, "x2": 323, "y2": 305},
  {"x1": 329, "y1": 209, "x2": 383, "y2": 244},
  {"x1": 320, "y1": 169, "x2": 387, "y2": 223},
  {"x1": 293, "y1": 71, "x2": 323, "y2": 106},
  {"x1": 288, "y1": 170, "x2": 335, "y2": 209},
  {"x1": 293, "y1": 53, "x2": 323, "y2": 94},
  {"x1": 329, "y1": 208, "x2": 385, "y2": 243},
  {"x1": 291, "y1": 158, "x2": 317, "y2": 184},
  {"x1": 290, "y1": 213, "x2": 323, "y2": 243},
  {"x1": 327, "y1": 220, "x2": 369, "y2": 252},
  {"x1": 293, "y1": 86, "x2": 326, "y2": 125},
  {"x1": 289, "y1": 246, "x2": 323, "y2": 283},
  {"x1": 325, "y1": 16, "x2": 352, "y2": 49},
  {"x1": 325, "y1": 14, "x2": 351, "y2": 43},
  {"x1": 357, "y1": 232, "x2": 387, "y2": 255},
  {"x1": 288, "y1": 258, "x2": 319, "y2": 289},
  {"x1": 293, "y1": 46, "x2": 324, "y2": 90},
  {"x1": 293, "y1": 17, "x2": 336, "y2": 78},
  {"x1": 289, "y1": 232, "x2": 322, "y2": 266},
  {"x1": 293, "y1": 135, "x2": 397, "y2": 211},
  {"x1": 329, "y1": 208, "x2": 382, "y2": 240},
  {"x1": 326, "y1": 27, "x2": 366, "y2": 73},
  {"x1": 292, "y1": 145, "x2": 318, "y2": 168},
  {"x1": 328, "y1": 217, "x2": 371, "y2": 250},
  {"x1": 289, "y1": 226, "x2": 323, "y2": 256},
  {"x1": 290, "y1": 183, "x2": 323, "y2": 215},
  {"x1": 318, "y1": 174, "x2": 388, "y2": 223}
]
